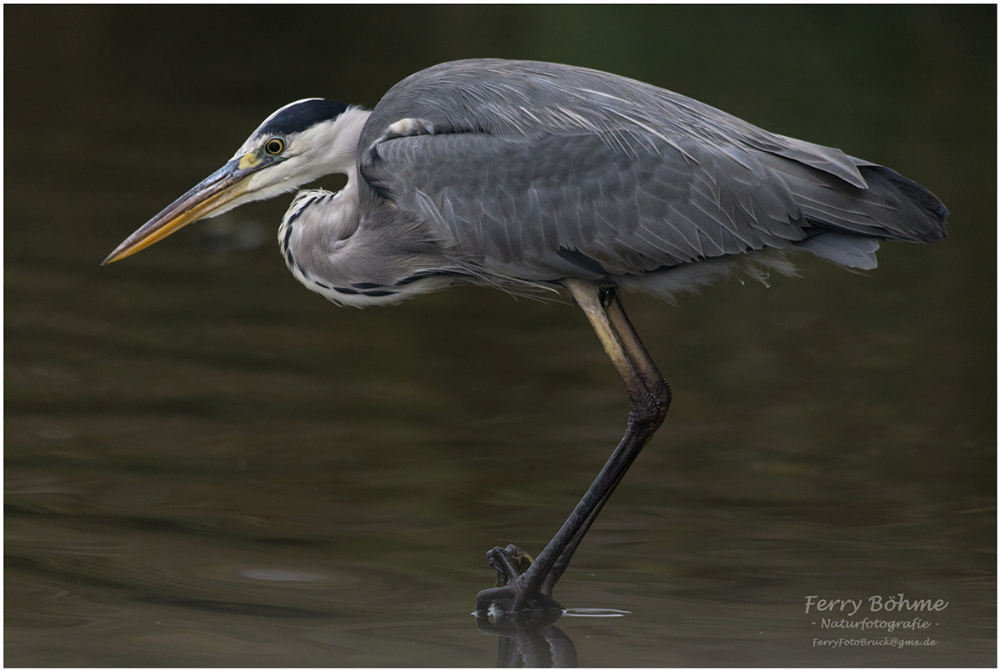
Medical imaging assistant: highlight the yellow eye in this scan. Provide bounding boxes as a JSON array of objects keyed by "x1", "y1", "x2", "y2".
[{"x1": 265, "y1": 138, "x2": 285, "y2": 155}]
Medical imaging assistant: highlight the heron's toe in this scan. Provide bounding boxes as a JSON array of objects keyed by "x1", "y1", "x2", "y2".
[
  {"x1": 474, "y1": 582, "x2": 563, "y2": 623},
  {"x1": 487, "y1": 544, "x2": 535, "y2": 586}
]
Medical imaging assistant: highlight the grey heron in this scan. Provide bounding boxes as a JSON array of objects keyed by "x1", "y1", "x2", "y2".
[{"x1": 103, "y1": 59, "x2": 948, "y2": 617}]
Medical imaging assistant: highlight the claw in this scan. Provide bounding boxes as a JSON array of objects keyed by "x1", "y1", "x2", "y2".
[{"x1": 488, "y1": 544, "x2": 534, "y2": 586}]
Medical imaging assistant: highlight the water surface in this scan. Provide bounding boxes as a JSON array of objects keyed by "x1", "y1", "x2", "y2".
[{"x1": 5, "y1": 6, "x2": 995, "y2": 666}]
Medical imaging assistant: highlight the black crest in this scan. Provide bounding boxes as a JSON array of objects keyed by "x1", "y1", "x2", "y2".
[{"x1": 259, "y1": 99, "x2": 348, "y2": 136}]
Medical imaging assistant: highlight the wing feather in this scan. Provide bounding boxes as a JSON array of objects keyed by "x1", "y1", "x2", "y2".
[{"x1": 356, "y1": 59, "x2": 946, "y2": 285}]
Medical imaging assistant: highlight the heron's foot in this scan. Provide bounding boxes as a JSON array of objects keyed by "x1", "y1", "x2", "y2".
[
  {"x1": 475, "y1": 584, "x2": 562, "y2": 624},
  {"x1": 474, "y1": 545, "x2": 563, "y2": 623}
]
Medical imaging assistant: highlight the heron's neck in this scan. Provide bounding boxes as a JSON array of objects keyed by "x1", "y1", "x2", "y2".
[{"x1": 307, "y1": 106, "x2": 371, "y2": 178}]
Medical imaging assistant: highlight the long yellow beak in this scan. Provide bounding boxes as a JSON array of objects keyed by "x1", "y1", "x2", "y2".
[{"x1": 102, "y1": 158, "x2": 254, "y2": 265}]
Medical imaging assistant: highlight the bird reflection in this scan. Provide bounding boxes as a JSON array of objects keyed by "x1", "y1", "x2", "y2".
[{"x1": 476, "y1": 609, "x2": 577, "y2": 668}]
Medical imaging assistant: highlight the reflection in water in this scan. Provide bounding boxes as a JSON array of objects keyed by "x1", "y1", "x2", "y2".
[
  {"x1": 5, "y1": 5, "x2": 995, "y2": 667},
  {"x1": 563, "y1": 608, "x2": 630, "y2": 617},
  {"x1": 476, "y1": 608, "x2": 632, "y2": 667},
  {"x1": 476, "y1": 609, "x2": 578, "y2": 668}
]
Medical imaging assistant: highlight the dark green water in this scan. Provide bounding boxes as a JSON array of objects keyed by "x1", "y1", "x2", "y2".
[{"x1": 5, "y1": 6, "x2": 995, "y2": 666}]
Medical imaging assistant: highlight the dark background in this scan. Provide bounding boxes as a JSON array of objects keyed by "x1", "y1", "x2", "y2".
[{"x1": 5, "y1": 5, "x2": 995, "y2": 666}]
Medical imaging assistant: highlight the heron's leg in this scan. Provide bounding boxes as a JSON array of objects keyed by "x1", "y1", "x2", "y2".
[
  {"x1": 476, "y1": 279, "x2": 670, "y2": 613},
  {"x1": 540, "y1": 281, "x2": 670, "y2": 595}
]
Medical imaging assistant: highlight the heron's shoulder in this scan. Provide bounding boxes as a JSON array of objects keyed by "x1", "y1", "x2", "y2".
[
  {"x1": 359, "y1": 59, "x2": 865, "y2": 189},
  {"x1": 361, "y1": 59, "x2": 672, "y2": 140},
  {"x1": 359, "y1": 62, "x2": 679, "y2": 148}
]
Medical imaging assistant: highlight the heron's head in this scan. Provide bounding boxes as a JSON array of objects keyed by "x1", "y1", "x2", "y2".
[{"x1": 103, "y1": 98, "x2": 363, "y2": 264}]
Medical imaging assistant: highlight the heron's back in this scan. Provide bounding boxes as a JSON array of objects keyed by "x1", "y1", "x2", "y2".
[{"x1": 357, "y1": 59, "x2": 947, "y2": 295}]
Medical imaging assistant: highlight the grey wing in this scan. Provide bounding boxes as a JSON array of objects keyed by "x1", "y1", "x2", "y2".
[{"x1": 357, "y1": 59, "x2": 947, "y2": 282}]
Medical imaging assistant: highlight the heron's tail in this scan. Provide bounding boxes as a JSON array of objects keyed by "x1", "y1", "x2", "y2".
[
  {"x1": 770, "y1": 149, "x2": 948, "y2": 270},
  {"x1": 853, "y1": 161, "x2": 949, "y2": 243}
]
